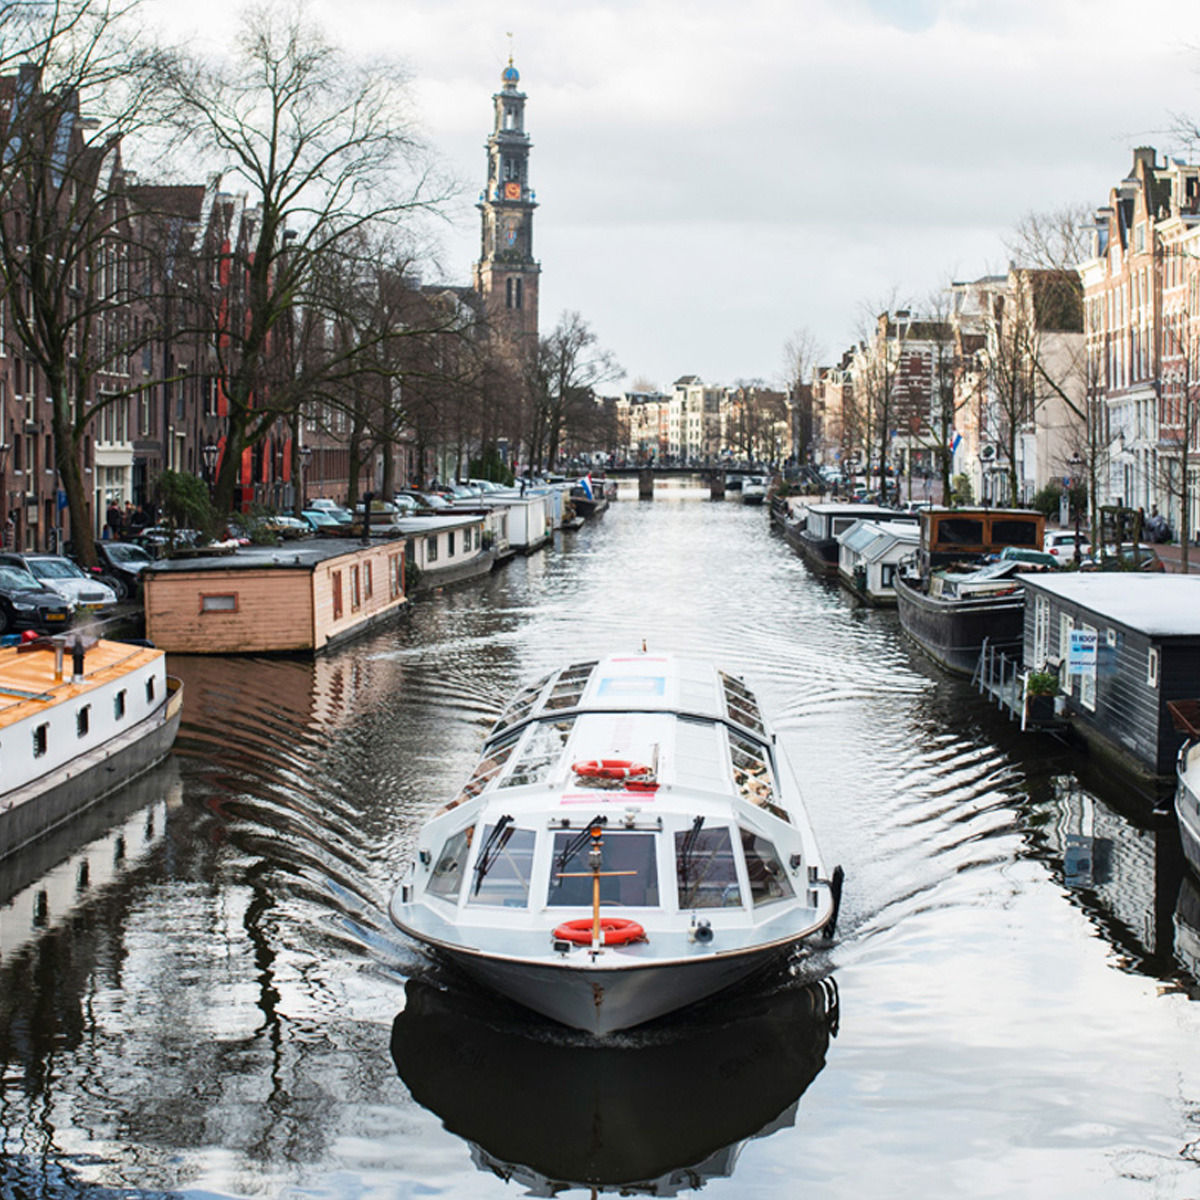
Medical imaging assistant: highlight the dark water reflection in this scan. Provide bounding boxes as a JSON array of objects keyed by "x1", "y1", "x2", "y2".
[{"x1": 3, "y1": 489, "x2": 1200, "y2": 1198}]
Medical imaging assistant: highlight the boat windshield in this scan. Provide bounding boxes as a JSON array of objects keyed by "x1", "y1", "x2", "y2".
[
  {"x1": 720, "y1": 672, "x2": 765, "y2": 736},
  {"x1": 741, "y1": 828, "x2": 795, "y2": 906},
  {"x1": 676, "y1": 824, "x2": 742, "y2": 909},
  {"x1": 547, "y1": 831, "x2": 660, "y2": 908},
  {"x1": 467, "y1": 822, "x2": 536, "y2": 907},
  {"x1": 491, "y1": 672, "x2": 553, "y2": 736},
  {"x1": 447, "y1": 729, "x2": 520, "y2": 808},
  {"x1": 428, "y1": 825, "x2": 474, "y2": 900},
  {"x1": 542, "y1": 661, "x2": 597, "y2": 710}
]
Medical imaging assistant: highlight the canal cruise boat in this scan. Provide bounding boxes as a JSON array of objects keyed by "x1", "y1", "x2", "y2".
[
  {"x1": 390, "y1": 651, "x2": 842, "y2": 1036},
  {"x1": 0, "y1": 634, "x2": 183, "y2": 858},
  {"x1": 894, "y1": 507, "x2": 1045, "y2": 676}
]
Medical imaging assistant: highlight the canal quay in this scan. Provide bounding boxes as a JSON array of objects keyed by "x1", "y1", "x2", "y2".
[{"x1": 4, "y1": 484, "x2": 1200, "y2": 1200}]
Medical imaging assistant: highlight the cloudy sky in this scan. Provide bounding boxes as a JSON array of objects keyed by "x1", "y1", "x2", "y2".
[{"x1": 148, "y1": 0, "x2": 1200, "y2": 393}]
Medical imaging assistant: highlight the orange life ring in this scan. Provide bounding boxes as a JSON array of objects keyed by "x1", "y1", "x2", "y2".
[
  {"x1": 572, "y1": 758, "x2": 654, "y2": 782},
  {"x1": 553, "y1": 918, "x2": 646, "y2": 946}
]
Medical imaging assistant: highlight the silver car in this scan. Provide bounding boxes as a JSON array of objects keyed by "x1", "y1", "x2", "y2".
[{"x1": 4, "y1": 554, "x2": 118, "y2": 611}]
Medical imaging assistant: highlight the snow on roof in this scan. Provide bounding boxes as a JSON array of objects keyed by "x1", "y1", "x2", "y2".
[{"x1": 1022, "y1": 574, "x2": 1200, "y2": 637}]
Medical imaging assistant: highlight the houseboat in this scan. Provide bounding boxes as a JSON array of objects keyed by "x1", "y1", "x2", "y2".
[
  {"x1": 389, "y1": 651, "x2": 842, "y2": 1036},
  {"x1": 790, "y1": 503, "x2": 914, "y2": 574},
  {"x1": 740, "y1": 475, "x2": 768, "y2": 505},
  {"x1": 393, "y1": 515, "x2": 494, "y2": 592},
  {"x1": 894, "y1": 507, "x2": 1045, "y2": 675},
  {"x1": 144, "y1": 537, "x2": 410, "y2": 655},
  {"x1": 836, "y1": 519, "x2": 920, "y2": 605},
  {"x1": 1020, "y1": 574, "x2": 1200, "y2": 790},
  {"x1": 472, "y1": 493, "x2": 552, "y2": 554},
  {"x1": 0, "y1": 635, "x2": 183, "y2": 858}
]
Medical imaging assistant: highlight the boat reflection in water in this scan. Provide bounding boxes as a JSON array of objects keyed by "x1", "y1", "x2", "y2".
[
  {"x1": 391, "y1": 968, "x2": 839, "y2": 1195},
  {"x1": 1174, "y1": 872, "x2": 1200, "y2": 988}
]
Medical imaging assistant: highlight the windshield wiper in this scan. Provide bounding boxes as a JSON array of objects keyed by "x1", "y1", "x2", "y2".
[
  {"x1": 472, "y1": 814, "x2": 514, "y2": 894},
  {"x1": 679, "y1": 815, "x2": 705, "y2": 887},
  {"x1": 553, "y1": 814, "x2": 607, "y2": 886}
]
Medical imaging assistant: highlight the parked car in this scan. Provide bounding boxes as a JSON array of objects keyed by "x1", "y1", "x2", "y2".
[
  {"x1": 0, "y1": 562, "x2": 75, "y2": 634},
  {"x1": 997, "y1": 546, "x2": 1060, "y2": 570},
  {"x1": 1043, "y1": 529, "x2": 1091, "y2": 561},
  {"x1": 301, "y1": 509, "x2": 349, "y2": 534},
  {"x1": 397, "y1": 490, "x2": 452, "y2": 511},
  {"x1": 306, "y1": 498, "x2": 345, "y2": 514},
  {"x1": 0, "y1": 553, "x2": 117, "y2": 611},
  {"x1": 1099, "y1": 544, "x2": 1166, "y2": 573},
  {"x1": 87, "y1": 541, "x2": 154, "y2": 601},
  {"x1": 256, "y1": 514, "x2": 312, "y2": 539}
]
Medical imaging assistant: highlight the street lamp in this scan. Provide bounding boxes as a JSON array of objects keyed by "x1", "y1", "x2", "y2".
[
  {"x1": 202, "y1": 443, "x2": 220, "y2": 497},
  {"x1": 300, "y1": 444, "x2": 312, "y2": 506},
  {"x1": 0, "y1": 441, "x2": 9, "y2": 549}
]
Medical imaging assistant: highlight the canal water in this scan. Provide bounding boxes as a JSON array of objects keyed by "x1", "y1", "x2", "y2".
[{"x1": 3, "y1": 487, "x2": 1200, "y2": 1199}]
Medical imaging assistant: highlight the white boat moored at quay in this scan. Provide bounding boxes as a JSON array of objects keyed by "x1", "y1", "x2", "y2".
[
  {"x1": 0, "y1": 634, "x2": 183, "y2": 858},
  {"x1": 389, "y1": 650, "x2": 842, "y2": 1035},
  {"x1": 1171, "y1": 700, "x2": 1200, "y2": 879}
]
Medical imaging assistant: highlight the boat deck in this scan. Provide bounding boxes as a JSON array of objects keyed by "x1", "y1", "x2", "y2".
[{"x1": 0, "y1": 640, "x2": 161, "y2": 730}]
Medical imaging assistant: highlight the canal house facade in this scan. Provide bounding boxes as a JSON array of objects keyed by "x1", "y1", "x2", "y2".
[{"x1": 1021, "y1": 574, "x2": 1200, "y2": 780}]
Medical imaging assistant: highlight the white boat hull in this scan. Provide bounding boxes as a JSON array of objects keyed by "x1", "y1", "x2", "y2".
[{"x1": 439, "y1": 938, "x2": 809, "y2": 1036}]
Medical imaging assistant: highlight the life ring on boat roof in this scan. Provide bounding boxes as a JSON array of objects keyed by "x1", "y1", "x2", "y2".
[
  {"x1": 572, "y1": 758, "x2": 654, "y2": 782},
  {"x1": 553, "y1": 918, "x2": 646, "y2": 946}
]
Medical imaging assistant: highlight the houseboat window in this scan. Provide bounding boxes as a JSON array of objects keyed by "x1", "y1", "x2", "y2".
[
  {"x1": 934, "y1": 517, "x2": 984, "y2": 547},
  {"x1": 364, "y1": 561, "x2": 373, "y2": 599},
  {"x1": 740, "y1": 829, "x2": 795, "y2": 906},
  {"x1": 548, "y1": 831, "x2": 660, "y2": 907},
  {"x1": 428, "y1": 826, "x2": 475, "y2": 899},
  {"x1": 114, "y1": 690, "x2": 126, "y2": 720},
  {"x1": 454, "y1": 729, "x2": 520, "y2": 804},
  {"x1": 145, "y1": 677, "x2": 155, "y2": 704},
  {"x1": 33, "y1": 722, "x2": 49, "y2": 757},
  {"x1": 728, "y1": 729, "x2": 790, "y2": 823},
  {"x1": 1148, "y1": 647, "x2": 1160, "y2": 689},
  {"x1": 501, "y1": 718, "x2": 576, "y2": 788},
  {"x1": 991, "y1": 519, "x2": 1038, "y2": 547},
  {"x1": 881, "y1": 563, "x2": 896, "y2": 588},
  {"x1": 77, "y1": 705, "x2": 90, "y2": 737},
  {"x1": 426, "y1": 535, "x2": 439, "y2": 563},
  {"x1": 448, "y1": 531, "x2": 456, "y2": 556},
  {"x1": 389, "y1": 553, "x2": 403, "y2": 599},
  {"x1": 474, "y1": 528, "x2": 481, "y2": 550},
  {"x1": 492, "y1": 673, "x2": 554, "y2": 735},
  {"x1": 201, "y1": 593, "x2": 237, "y2": 613},
  {"x1": 351, "y1": 565, "x2": 361, "y2": 610},
  {"x1": 467, "y1": 824, "x2": 536, "y2": 907},
  {"x1": 1034, "y1": 596, "x2": 1050, "y2": 666},
  {"x1": 332, "y1": 571, "x2": 343, "y2": 620},
  {"x1": 720, "y1": 672, "x2": 765, "y2": 736},
  {"x1": 543, "y1": 661, "x2": 597, "y2": 711},
  {"x1": 676, "y1": 824, "x2": 742, "y2": 909},
  {"x1": 1080, "y1": 622, "x2": 1098, "y2": 712}
]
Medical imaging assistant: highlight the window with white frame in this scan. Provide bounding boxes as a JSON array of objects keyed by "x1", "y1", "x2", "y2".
[{"x1": 1148, "y1": 647, "x2": 1160, "y2": 689}]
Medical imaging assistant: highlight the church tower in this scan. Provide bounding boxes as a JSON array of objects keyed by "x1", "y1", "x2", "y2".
[{"x1": 473, "y1": 56, "x2": 540, "y2": 350}]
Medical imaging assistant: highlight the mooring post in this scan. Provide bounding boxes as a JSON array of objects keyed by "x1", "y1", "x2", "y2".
[
  {"x1": 709, "y1": 470, "x2": 726, "y2": 501},
  {"x1": 638, "y1": 468, "x2": 654, "y2": 500}
]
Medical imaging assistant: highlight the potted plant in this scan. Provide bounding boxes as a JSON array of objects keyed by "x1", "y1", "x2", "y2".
[{"x1": 1025, "y1": 669, "x2": 1059, "y2": 721}]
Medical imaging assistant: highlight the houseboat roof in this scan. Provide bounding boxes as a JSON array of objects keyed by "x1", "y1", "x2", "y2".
[
  {"x1": 148, "y1": 536, "x2": 408, "y2": 574},
  {"x1": 0, "y1": 638, "x2": 162, "y2": 731},
  {"x1": 838, "y1": 519, "x2": 919, "y2": 562},
  {"x1": 803, "y1": 503, "x2": 904, "y2": 518},
  {"x1": 390, "y1": 515, "x2": 483, "y2": 535},
  {"x1": 1022, "y1": 574, "x2": 1200, "y2": 637}
]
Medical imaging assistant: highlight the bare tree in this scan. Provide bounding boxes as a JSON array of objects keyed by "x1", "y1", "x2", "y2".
[
  {"x1": 0, "y1": 0, "x2": 167, "y2": 562},
  {"x1": 158, "y1": 3, "x2": 450, "y2": 513},
  {"x1": 781, "y1": 326, "x2": 823, "y2": 464}
]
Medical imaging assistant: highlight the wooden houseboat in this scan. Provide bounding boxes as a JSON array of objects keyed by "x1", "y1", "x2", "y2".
[
  {"x1": 473, "y1": 494, "x2": 553, "y2": 554},
  {"x1": 836, "y1": 519, "x2": 920, "y2": 605},
  {"x1": 895, "y1": 508, "x2": 1044, "y2": 675},
  {"x1": 0, "y1": 635, "x2": 183, "y2": 858},
  {"x1": 144, "y1": 537, "x2": 410, "y2": 655},
  {"x1": 1021, "y1": 574, "x2": 1200, "y2": 789},
  {"x1": 790, "y1": 503, "x2": 915, "y2": 574}
]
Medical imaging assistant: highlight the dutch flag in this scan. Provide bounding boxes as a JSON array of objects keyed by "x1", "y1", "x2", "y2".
[
  {"x1": 950, "y1": 432, "x2": 962, "y2": 454},
  {"x1": 579, "y1": 474, "x2": 594, "y2": 500}
]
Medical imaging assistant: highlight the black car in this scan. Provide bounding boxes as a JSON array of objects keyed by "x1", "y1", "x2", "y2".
[
  {"x1": 90, "y1": 540, "x2": 155, "y2": 600},
  {"x1": 0, "y1": 562, "x2": 73, "y2": 635}
]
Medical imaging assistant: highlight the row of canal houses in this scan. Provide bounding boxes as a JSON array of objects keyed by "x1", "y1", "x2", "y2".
[
  {"x1": 771, "y1": 495, "x2": 1200, "y2": 807},
  {"x1": 142, "y1": 481, "x2": 593, "y2": 655}
]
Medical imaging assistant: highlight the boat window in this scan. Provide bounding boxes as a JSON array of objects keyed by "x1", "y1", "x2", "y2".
[
  {"x1": 933, "y1": 517, "x2": 984, "y2": 547},
  {"x1": 676, "y1": 825, "x2": 742, "y2": 909},
  {"x1": 453, "y1": 729, "x2": 520, "y2": 806},
  {"x1": 740, "y1": 828, "x2": 795, "y2": 906},
  {"x1": 543, "y1": 660, "x2": 597, "y2": 710},
  {"x1": 728, "y1": 729, "x2": 791, "y2": 823},
  {"x1": 548, "y1": 831, "x2": 660, "y2": 907},
  {"x1": 491, "y1": 672, "x2": 553, "y2": 735},
  {"x1": 428, "y1": 826, "x2": 474, "y2": 900},
  {"x1": 500, "y1": 718, "x2": 576, "y2": 788},
  {"x1": 467, "y1": 824, "x2": 536, "y2": 907},
  {"x1": 990, "y1": 519, "x2": 1038, "y2": 547},
  {"x1": 720, "y1": 672, "x2": 765, "y2": 736}
]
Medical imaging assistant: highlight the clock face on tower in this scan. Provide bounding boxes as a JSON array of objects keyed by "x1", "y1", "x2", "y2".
[{"x1": 504, "y1": 181, "x2": 521, "y2": 200}]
